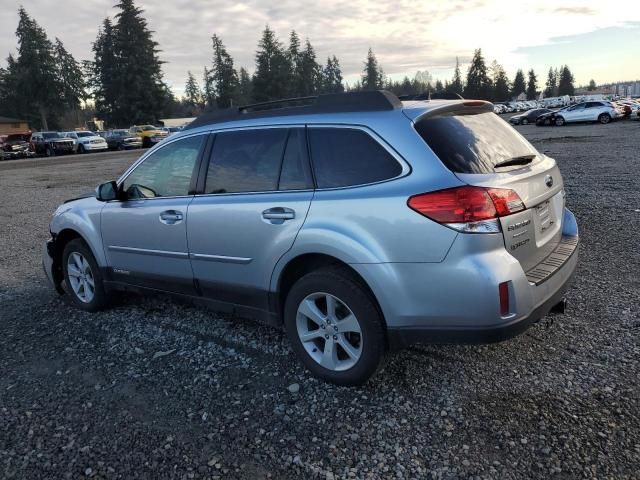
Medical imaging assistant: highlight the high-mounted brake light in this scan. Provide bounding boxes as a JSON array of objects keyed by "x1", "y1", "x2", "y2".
[
  {"x1": 463, "y1": 101, "x2": 487, "y2": 107},
  {"x1": 407, "y1": 186, "x2": 525, "y2": 233}
]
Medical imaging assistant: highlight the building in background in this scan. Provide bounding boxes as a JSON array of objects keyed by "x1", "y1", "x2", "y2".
[{"x1": 0, "y1": 116, "x2": 29, "y2": 135}]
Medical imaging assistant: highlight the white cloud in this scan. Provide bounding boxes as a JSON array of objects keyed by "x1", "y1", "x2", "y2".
[{"x1": 1, "y1": 0, "x2": 638, "y2": 96}]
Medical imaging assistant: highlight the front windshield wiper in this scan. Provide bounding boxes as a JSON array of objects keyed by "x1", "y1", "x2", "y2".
[{"x1": 494, "y1": 155, "x2": 536, "y2": 169}]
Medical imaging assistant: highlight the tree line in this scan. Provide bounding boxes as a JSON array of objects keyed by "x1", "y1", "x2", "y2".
[{"x1": 0, "y1": 1, "x2": 581, "y2": 130}]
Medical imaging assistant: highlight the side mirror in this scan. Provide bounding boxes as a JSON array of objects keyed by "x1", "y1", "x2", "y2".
[{"x1": 96, "y1": 181, "x2": 119, "y2": 201}]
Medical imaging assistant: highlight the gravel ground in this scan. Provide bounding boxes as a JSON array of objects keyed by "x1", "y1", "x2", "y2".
[{"x1": 1, "y1": 121, "x2": 639, "y2": 479}]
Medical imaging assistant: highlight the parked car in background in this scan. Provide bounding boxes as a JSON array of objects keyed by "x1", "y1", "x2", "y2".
[
  {"x1": 62, "y1": 131, "x2": 109, "y2": 154},
  {"x1": 536, "y1": 101, "x2": 620, "y2": 126},
  {"x1": 105, "y1": 129, "x2": 143, "y2": 150},
  {"x1": 43, "y1": 91, "x2": 578, "y2": 385},
  {"x1": 30, "y1": 132, "x2": 74, "y2": 156},
  {"x1": 613, "y1": 100, "x2": 640, "y2": 117},
  {"x1": 0, "y1": 132, "x2": 35, "y2": 160},
  {"x1": 160, "y1": 126, "x2": 182, "y2": 137},
  {"x1": 509, "y1": 108, "x2": 552, "y2": 125},
  {"x1": 130, "y1": 125, "x2": 168, "y2": 148}
]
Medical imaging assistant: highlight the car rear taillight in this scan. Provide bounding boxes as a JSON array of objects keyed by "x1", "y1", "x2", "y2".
[{"x1": 407, "y1": 186, "x2": 525, "y2": 233}]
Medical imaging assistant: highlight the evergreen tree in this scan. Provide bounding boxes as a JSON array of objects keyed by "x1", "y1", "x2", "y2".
[
  {"x1": 202, "y1": 67, "x2": 215, "y2": 109},
  {"x1": 237, "y1": 67, "x2": 253, "y2": 104},
  {"x1": 88, "y1": 0, "x2": 172, "y2": 126},
  {"x1": 557, "y1": 65, "x2": 575, "y2": 96},
  {"x1": 526, "y1": 69, "x2": 538, "y2": 100},
  {"x1": 435, "y1": 79, "x2": 444, "y2": 91},
  {"x1": 464, "y1": 49, "x2": 491, "y2": 99},
  {"x1": 511, "y1": 69, "x2": 526, "y2": 98},
  {"x1": 297, "y1": 39, "x2": 320, "y2": 96},
  {"x1": 54, "y1": 38, "x2": 86, "y2": 110},
  {"x1": 184, "y1": 71, "x2": 202, "y2": 107},
  {"x1": 321, "y1": 56, "x2": 344, "y2": 93},
  {"x1": 449, "y1": 57, "x2": 463, "y2": 95},
  {"x1": 4, "y1": 7, "x2": 65, "y2": 129},
  {"x1": 88, "y1": 18, "x2": 117, "y2": 124},
  {"x1": 112, "y1": 0, "x2": 171, "y2": 124},
  {"x1": 287, "y1": 30, "x2": 302, "y2": 96},
  {"x1": 211, "y1": 34, "x2": 239, "y2": 108},
  {"x1": 587, "y1": 79, "x2": 597, "y2": 91},
  {"x1": 362, "y1": 48, "x2": 384, "y2": 90},
  {"x1": 544, "y1": 67, "x2": 557, "y2": 97},
  {"x1": 252, "y1": 26, "x2": 291, "y2": 101},
  {"x1": 490, "y1": 61, "x2": 510, "y2": 101}
]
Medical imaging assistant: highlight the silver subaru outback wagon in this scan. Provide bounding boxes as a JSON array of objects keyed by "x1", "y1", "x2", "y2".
[{"x1": 43, "y1": 91, "x2": 579, "y2": 385}]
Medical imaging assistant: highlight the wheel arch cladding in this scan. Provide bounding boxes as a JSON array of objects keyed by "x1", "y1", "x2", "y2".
[{"x1": 274, "y1": 253, "x2": 387, "y2": 330}]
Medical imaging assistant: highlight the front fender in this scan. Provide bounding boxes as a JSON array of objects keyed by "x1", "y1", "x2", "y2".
[{"x1": 50, "y1": 197, "x2": 106, "y2": 267}]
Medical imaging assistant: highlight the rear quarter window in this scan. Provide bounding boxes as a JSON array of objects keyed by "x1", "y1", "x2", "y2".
[
  {"x1": 415, "y1": 112, "x2": 539, "y2": 174},
  {"x1": 308, "y1": 128, "x2": 402, "y2": 188}
]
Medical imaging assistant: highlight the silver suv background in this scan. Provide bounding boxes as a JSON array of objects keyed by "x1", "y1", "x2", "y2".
[{"x1": 43, "y1": 91, "x2": 579, "y2": 385}]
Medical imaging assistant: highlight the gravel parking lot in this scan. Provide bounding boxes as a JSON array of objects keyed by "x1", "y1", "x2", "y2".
[{"x1": 1, "y1": 121, "x2": 639, "y2": 479}]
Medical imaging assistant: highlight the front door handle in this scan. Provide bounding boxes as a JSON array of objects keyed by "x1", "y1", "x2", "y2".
[
  {"x1": 159, "y1": 210, "x2": 183, "y2": 225},
  {"x1": 262, "y1": 207, "x2": 295, "y2": 220}
]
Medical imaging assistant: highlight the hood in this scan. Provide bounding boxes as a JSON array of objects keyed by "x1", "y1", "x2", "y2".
[{"x1": 63, "y1": 191, "x2": 95, "y2": 204}]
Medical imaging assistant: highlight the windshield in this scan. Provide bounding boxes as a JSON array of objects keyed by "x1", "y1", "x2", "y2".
[
  {"x1": 142, "y1": 125, "x2": 157, "y2": 131},
  {"x1": 76, "y1": 132, "x2": 94, "y2": 138},
  {"x1": 43, "y1": 132, "x2": 63, "y2": 139},
  {"x1": 415, "y1": 112, "x2": 539, "y2": 174}
]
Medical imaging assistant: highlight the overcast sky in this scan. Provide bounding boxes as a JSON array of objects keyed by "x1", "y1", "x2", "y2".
[{"x1": 1, "y1": 0, "x2": 639, "y2": 97}]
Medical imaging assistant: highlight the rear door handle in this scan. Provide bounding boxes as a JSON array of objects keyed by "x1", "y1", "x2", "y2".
[
  {"x1": 262, "y1": 207, "x2": 295, "y2": 220},
  {"x1": 159, "y1": 210, "x2": 183, "y2": 225}
]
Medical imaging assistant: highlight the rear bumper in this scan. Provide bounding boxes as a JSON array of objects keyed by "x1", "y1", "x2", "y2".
[
  {"x1": 387, "y1": 263, "x2": 574, "y2": 349},
  {"x1": 352, "y1": 208, "x2": 579, "y2": 350}
]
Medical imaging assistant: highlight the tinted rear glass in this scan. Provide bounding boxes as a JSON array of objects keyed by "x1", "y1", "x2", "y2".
[
  {"x1": 415, "y1": 112, "x2": 538, "y2": 174},
  {"x1": 308, "y1": 128, "x2": 402, "y2": 188},
  {"x1": 205, "y1": 129, "x2": 288, "y2": 194}
]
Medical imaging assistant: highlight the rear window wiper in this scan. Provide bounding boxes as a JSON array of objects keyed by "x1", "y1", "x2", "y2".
[{"x1": 494, "y1": 155, "x2": 536, "y2": 169}]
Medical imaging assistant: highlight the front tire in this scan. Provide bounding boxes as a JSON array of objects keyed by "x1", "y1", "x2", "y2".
[
  {"x1": 142, "y1": 137, "x2": 151, "y2": 148},
  {"x1": 77, "y1": 144, "x2": 85, "y2": 154},
  {"x1": 598, "y1": 113, "x2": 611, "y2": 124},
  {"x1": 555, "y1": 116, "x2": 565, "y2": 126},
  {"x1": 521, "y1": 118, "x2": 528, "y2": 125},
  {"x1": 62, "y1": 239, "x2": 109, "y2": 312},
  {"x1": 284, "y1": 267, "x2": 385, "y2": 386}
]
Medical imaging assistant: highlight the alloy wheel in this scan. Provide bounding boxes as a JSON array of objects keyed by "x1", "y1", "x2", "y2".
[
  {"x1": 67, "y1": 252, "x2": 95, "y2": 303},
  {"x1": 296, "y1": 292, "x2": 363, "y2": 371}
]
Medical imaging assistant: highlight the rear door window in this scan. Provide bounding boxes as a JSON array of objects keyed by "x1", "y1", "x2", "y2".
[
  {"x1": 278, "y1": 129, "x2": 313, "y2": 190},
  {"x1": 205, "y1": 128, "x2": 288, "y2": 194},
  {"x1": 414, "y1": 112, "x2": 539, "y2": 174},
  {"x1": 308, "y1": 127, "x2": 402, "y2": 188}
]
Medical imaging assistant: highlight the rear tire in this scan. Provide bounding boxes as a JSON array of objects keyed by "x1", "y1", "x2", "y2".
[
  {"x1": 62, "y1": 239, "x2": 109, "y2": 312},
  {"x1": 284, "y1": 266, "x2": 386, "y2": 386},
  {"x1": 555, "y1": 116, "x2": 565, "y2": 126},
  {"x1": 598, "y1": 113, "x2": 611, "y2": 124},
  {"x1": 521, "y1": 118, "x2": 528, "y2": 125}
]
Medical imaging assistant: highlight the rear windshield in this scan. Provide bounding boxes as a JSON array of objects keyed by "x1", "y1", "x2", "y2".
[{"x1": 415, "y1": 112, "x2": 539, "y2": 174}]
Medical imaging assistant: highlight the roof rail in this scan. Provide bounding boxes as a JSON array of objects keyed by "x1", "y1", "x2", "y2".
[{"x1": 185, "y1": 90, "x2": 402, "y2": 130}]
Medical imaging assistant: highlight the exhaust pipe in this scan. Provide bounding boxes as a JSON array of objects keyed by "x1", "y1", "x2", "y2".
[{"x1": 549, "y1": 298, "x2": 567, "y2": 315}]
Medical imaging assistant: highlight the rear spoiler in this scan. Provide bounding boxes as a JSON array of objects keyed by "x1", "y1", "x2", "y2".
[{"x1": 405, "y1": 100, "x2": 494, "y2": 123}]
